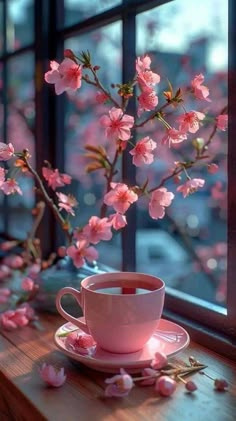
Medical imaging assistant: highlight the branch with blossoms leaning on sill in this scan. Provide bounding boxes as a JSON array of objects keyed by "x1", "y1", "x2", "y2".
[{"x1": 0, "y1": 50, "x2": 228, "y2": 274}]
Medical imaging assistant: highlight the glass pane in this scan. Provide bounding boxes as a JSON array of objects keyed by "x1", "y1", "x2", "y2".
[
  {"x1": 64, "y1": 22, "x2": 122, "y2": 269},
  {"x1": 64, "y1": 0, "x2": 121, "y2": 26},
  {"x1": 6, "y1": 0, "x2": 34, "y2": 52},
  {"x1": 0, "y1": 61, "x2": 4, "y2": 233},
  {"x1": 136, "y1": 0, "x2": 228, "y2": 307},
  {"x1": 6, "y1": 52, "x2": 35, "y2": 239},
  {"x1": 0, "y1": 2, "x2": 3, "y2": 56}
]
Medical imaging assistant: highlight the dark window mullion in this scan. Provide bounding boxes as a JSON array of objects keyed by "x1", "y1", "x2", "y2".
[
  {"x1": 2, "y1": 0, "x2": 8, "y2": 233},
  {"x1": 121, "y1": 2, "x2": 136, "y2": 271}
]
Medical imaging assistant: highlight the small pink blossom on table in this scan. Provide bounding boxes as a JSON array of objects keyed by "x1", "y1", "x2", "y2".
[
  {"x1": 191, "y1": 73, "x2": 211, "y2": 102},
  {"x1": 65, "y1": 331, "x2": 96, "y2": 355},
  {"x1": 42, "y1": 167, "x2": 72, "y2": 190},
  {"x1": 105, "y1": 368, "x2": 134, "y2": 397},
  {"x1": 100, "y1": 107, "x2": 134, "y2": 141},
  {"x1": 149, "y1": 188, "x2": 174, "y2": 220},
  {"x1": 39, "y1": 363, "x2": 66, "y2": 387},
  {"x1": 0, "y1": 142, "x2": 14, "y2": 161},
  {"x1": 214, "y1": 378, "x2": 229, "y2": 391},
  {"x1": 150, "y1": 351, "x2": 168, "y2": 370},
  {"x1": 0, "y1": 307, "x2": 30, "y2": 330},
  {"x1": 67, "y1": 240, "x2": 98, "y2": 268},
  {"x1": 155, "y1": 375, "x2": 177, "y2": 397},
  {"x1": 104, "y1": 182, "x2": 138, "y2": 214},
  {"x1": 177, "y1": 178, "x2": 205, "y2": 198},
  {"x1": 185, "y1": 380, "x2": 198, "y2": 392},
  {"x1": 129, "y1": 136, "x2": 157, "y2": 166},
  {"x1": 216, "y1": 114, "x2": 228, "y2": 131}
]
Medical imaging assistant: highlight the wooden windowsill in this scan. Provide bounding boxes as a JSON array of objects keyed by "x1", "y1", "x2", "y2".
[{"x1": 0, "y1": 313, "x2": 235, "y2": 421}]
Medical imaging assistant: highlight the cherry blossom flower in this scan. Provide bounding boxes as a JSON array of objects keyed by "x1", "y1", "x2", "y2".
[
  {"x1": 81, "y1": 216, "x2": 112, "y2": 244},
  {"x1": 0, "y1": 265, "x2": 11, "y2": 281},
  {"x1": 214, "y1": 378, "x2": 229, "y2": 391},
  {"x1": 185, "y1": 381, "x2": 198, "y2": 392},
  {"x1": 0, "y1": 287, "x2": 11, "y2": 304},
  {"x1": 45, "y1": 58, "x2": 83, "y2": 95},
  {"x1": 207, "y1": 163, "x2": 219, "y2": 174},
  {"x1": 191, "y1": 73, "x2": 211, "y2": 102},
  {"x1": 0, "y1": 167, "x2": 6, "y2": 186},
  {"x1": 105, "y1": 368, "x2": 134, "y2": 397},
  {"x1": 39, "y1": 363, "x2": 66, "y2": 387},
  {"x1": 151, "y1": 351, "x2": 168, "y2": 370},
  {"x1": 100, "y1": 107, "x2": 134, "y2": 141},
  {"x1": 129, "y1": 136, "x2": 157, "y2": 166},
  {"x1": 104, "y1": 182, "x2": 138, "y2": 214},
  {"x1": 28, "y1": 263, "x2": 41, "y2": 279},
  {"x1": 42, "y1": 167, "x2": 72, "y2": 190},
  {"x1": 149, "y1": 188, "x2": 174, "y2": 220},
  {"x1": 136, "y1": 55, "x2": 151, "y2": 73},
  {"x1": 137, "y1": 70, "x2": 160, "y2": 91},
  {"x1": 137, "y1": 89, "x2": 158, "y2": 116},
  {"x1": 162, "y1": 128, "x2": 187, "y2": 147},
  {"x1": 0, "y1": 307, "x2": 30, "y2": 330},
  {"x1": 139, "y1": 368, "x2": 157, "y2": 386},
  {"x1": 1, "y1": 178, "x2": 22, "y2": 195},
  {"x1": 65, "y1": 331, "x2": 96, "y2": 355},
  {"x1": 0, "y1": 142, "x2": 14, "y2": 161},
  {"x1": 56, "y1": 192, "x2": 78, "y2": 216},
  {"x1": 177, "y1": 111, "x2": 205, "y2": 133},
  {"x1": 4, "y1": 255, "x2": 24, "y2": 269},
  {"x1": 67, "y1": 240, "x2": 98, "y2": 268},
  {"x1": 155, "y1": 375, "x2": 177, "y2": 397},
  {"x1": 21, "y1": 277, "x2": 35, "y2": 291},
  {"x1": 108, "y1": 213, "x2": 127, "y2": 230},
  {"x1": 177, "y1": 178, "x2": 205, "y2": 198},
  {"x1": 216, "y1": 114, "x2": 228, "y2": 131}
]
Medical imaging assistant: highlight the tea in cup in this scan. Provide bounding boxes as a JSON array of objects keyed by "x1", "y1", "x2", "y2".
[{"x1": 56, "y1": 272, "x2": 165, "y2": 354}]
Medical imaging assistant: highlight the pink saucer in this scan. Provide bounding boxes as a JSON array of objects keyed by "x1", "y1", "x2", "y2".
[{"x1": 54, "y1": 318, "x2": 190, "y2": 373}]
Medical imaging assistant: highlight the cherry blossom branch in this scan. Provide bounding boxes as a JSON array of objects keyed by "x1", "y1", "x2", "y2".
[
  {"x1": 20, "y1": 151, "x2": 73, "y2": 244},
  {"x1": 100, "y1": 149, "x2": 120, "y2": 218}
]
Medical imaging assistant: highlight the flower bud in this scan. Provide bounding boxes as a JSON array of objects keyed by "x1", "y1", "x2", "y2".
[
  {"x1": 155, "y1": 375, "x2": 177, "y2": 397},
  {"x1": 192, "y1": 137, "x2": 204, "y2": 151},
  {"x1": 214, "y1": 378, "x2": 229, "y2": 391},
  {"x1": 185, "y1": 380, "x2": 198, "y2": 392}
]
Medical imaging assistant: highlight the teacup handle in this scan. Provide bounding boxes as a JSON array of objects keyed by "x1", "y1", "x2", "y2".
[{"x1": 56, "y1": 287, "x2": 89, "y2": 334}]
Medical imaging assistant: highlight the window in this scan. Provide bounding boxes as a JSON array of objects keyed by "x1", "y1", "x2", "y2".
[{"x1": 0, "y1": 0, "x2": 234, "y2": 356}]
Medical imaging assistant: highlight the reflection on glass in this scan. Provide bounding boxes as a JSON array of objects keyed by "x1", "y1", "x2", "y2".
[
  {"x1": 64, "y1": 0, "x2": 121, "y2": 26},
  {"x1": 6, "y1": 0, "x2": 34, "y2": 52},
  {"x1": 7, "y1": 52, "x2": 35, "y2": 239},
  {"x1": 136, "y1": 0, "x2": 228, "y2": 306},
  {"x1": 64, "y1": 22, "x2": 122, "y2": 269}
]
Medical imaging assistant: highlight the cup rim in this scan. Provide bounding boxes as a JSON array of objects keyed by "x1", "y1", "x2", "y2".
[{"x1": 81, "y1": 271, "x2": 165, "y2": 296}]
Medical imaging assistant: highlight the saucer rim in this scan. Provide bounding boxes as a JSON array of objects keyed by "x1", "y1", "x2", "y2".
[{"x1": 54, "y1": 318, "x2": 190, "y2": 370}]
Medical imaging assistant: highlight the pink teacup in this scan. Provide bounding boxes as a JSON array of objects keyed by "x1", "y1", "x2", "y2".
[{"x1": 56, "y1": 272, "x2": 165, "y2": 354}]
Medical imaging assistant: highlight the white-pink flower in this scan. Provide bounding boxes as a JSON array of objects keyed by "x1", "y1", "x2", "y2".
[
  {"x1": 177, "y1": 111, "x2": 205, "y2": 133},
  {"x1": 137, "y1": 89, "x2": 158, "y2": 116},
  {"x1": 39, "y1": 363, "x2": 66, "y2": 387},
  {"x1": 108, "y1": 213, "x2": 127, "y2": 230},
  {"x1": 42, "y1": 167, "x2": 72, "y2": 190},
  {"x1": 136, "y1": 55, "x2": 151, "y2": 73},
  {"x1": 0, "y1": 307, "x2": 29, "y2": 330},
  {"x1": 21, "y1": 277, "x2": 35, "y2": 291},
  {"x1": 104, "y1": 182, "x2": 138, "y2": 214},
  {"x1": 161, "y1": 128, "x2": 187, "y2": 147},
  {"x1": 0, "y1": 142, "x2": 14, "y2": 161},
  {"x1": 45, "y1": 58, "x2": 82, "y2": 95},
  {"x1": 82, "y1": 216, "x2": 112, "y2": 244},
  {"x1": 105, "y1": 368, "x2": 134, "y2": 397},
  {"x1": 149, "y1": 188, "x2": 174, "y2": 220},
  {"x1": 56, "y1": 192, "x2": 78, "y2": 216},
  {"x1": 67, "y1": 240, "x2": 98, "y2": 268},
  {"x1": 100, "y1": 107, "x2": 134, "y2": 141},
  {"x1": 129, "y1": 136, "x2": 157, "y2": 166},
  {"x1": 216, "y1": 114, "x2": 228, "y2": 131},
  {"x1": 137, "y1": 70, "x2": 160, "y2": 91},
  {"x1": 177, "y1": 178, "x2": 205, "y2": 198},
  {"x1": 191, "y1": 73, "x2": 211, "y2": 102},
  {"x1": 0, "y1": 287, "x2": 11, "y2": 304},
  {"x1": 1, "y1": 178, "x2": 22, "y2": 195}
]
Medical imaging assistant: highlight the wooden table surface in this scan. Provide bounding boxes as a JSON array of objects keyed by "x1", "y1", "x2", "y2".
[{"x1": 0, "y1": 313, "x2": 235, "y2": 421}]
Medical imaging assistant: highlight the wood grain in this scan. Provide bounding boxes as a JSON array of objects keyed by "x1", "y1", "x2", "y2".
[{"x1": 0, "y1": 314, "x2": 235, "y2": 421}]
